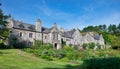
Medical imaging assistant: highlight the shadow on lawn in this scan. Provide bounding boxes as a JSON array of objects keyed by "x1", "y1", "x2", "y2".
[
  {"x1": 43, "y1": 64, "x2": 81, "y2": 69},
  {"x1": 81, "y1": 57, "x2": 120, "y2": 69},
  {"x1": 44, "y1": 57, "x2": 120, "y2": 69},
  {"x1": 0, "y1": 50, "x2": 10, "y2": 55}
]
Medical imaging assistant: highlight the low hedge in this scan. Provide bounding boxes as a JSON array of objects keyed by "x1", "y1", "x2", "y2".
[{"x1": 81, "y1": 57, "x2": 120, "y2": 69}]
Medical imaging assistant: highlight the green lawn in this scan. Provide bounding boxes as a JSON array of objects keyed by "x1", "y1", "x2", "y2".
[{"x1": 0, "y1": 49, "x2": 80, "y2": 69}]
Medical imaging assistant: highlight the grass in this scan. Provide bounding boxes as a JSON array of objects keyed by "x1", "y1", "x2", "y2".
[{"x1": 0, "y1": 49, "x2": 80, "y2": 69}]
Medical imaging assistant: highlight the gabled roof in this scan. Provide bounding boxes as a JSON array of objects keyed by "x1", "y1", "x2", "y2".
[
  {"x1": 42, "y1": 27, "x2": 51, "y2": 33},
  {"x1": 94, "y1": 34, "x2": 100, "y2": 40},
  {"x1": 61, "y1": 29, "x2": 76, "y2": 38},
  {"x1": 11, "y1": 20, "x2": 102, "y2": 40},
  {"x1": 84, "y1": 32, "x2": 101, "y2": 40}
]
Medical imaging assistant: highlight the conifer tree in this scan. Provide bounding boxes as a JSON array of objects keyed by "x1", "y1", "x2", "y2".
[{"x1": 0, "y1": 3, "x2": 10, "y2": 42}]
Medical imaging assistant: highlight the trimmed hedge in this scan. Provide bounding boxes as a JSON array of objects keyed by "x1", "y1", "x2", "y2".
[{"x1": 81, "y1": 57, "x2": 120, "y2": 69}]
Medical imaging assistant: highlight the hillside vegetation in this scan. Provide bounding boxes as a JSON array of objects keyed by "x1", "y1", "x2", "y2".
[{"x1": 0, "y1": 49, "x2": 79, "y2": 69}]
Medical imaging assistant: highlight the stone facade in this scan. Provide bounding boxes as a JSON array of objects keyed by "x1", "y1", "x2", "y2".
[{"x1": 8, "y1": 18, "x2": 105, "y2": 49}]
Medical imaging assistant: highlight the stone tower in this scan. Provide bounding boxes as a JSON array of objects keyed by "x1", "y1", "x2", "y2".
[
  {"x1": 53, "y1": 22, "x2": 57, "y2": 28},
  {"x1": 36, "y1": 19, "x2": 41, "y2": 32}
]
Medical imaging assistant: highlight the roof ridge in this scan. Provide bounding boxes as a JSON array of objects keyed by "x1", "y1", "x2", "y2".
[{"x1": 15, "y1": 20, "x2": 35, "y2": 26}]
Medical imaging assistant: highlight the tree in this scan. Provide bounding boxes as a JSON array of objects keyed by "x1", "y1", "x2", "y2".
[
  {"x1": 118, "y1": 23, "x2": 120, "y2": 32},
  {"x1": 103, "y1": 24, "x2": 106, "y2": 30},
  {"x1": 89, "y1": 42, "x2": 95, "y2": 49},
  {"x1": 82, "y1": 26, "x2": 100, "y2": 33},
  {"x1": 0, "y1": 3, "x2": 10, "y2": 45},
  {"x1": 82, "y1": 43, "x2": 88, "y2": 49},
  {"x1": 111, "y1": 37, "x2": 120, "y2": 49},
  {"x1": 116, "y1": 23, "x2": 120, "y2": 36},
  {"x1": 98, "y1": 24, "x2": 106, "y2": 32},
  {"x1": 108, "y1": 24, "x2": 117, "y2": 35}
]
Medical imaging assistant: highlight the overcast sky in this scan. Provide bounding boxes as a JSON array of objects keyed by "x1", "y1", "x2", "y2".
[{"x1": 1, "y1": 0, "x2": 120, "y2": 30}]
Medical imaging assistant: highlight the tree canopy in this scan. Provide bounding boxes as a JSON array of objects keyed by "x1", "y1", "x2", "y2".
[
  {"x1": 0, "y1": 3, "x2": 10, "y2": 41},
  {"x1": 0, "y1": 3, "x2": 10, "y2": 43}
]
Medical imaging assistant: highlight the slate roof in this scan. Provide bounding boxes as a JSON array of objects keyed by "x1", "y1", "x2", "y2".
[
  {"x1": 13, "y1": 20, "x2": 50, "y2": 33},
  {"x1": 13, "y1": 20, "x2": 36, "y2": 31},
  {"x1": 42, "y1": 27, "x2": 51, "y2": 33},
  {"x1": 94, "y1": 34, "x2": 100, "y2": 40},
  {"x1": 12, "y1": 20, "x2": 101, "y2": 40},
  {"x1": 86, "y1": 32, "x2": 101, "y2": 40},
  {"x1": 61, "y1": 29, "x2": 76, "y2": 38}
]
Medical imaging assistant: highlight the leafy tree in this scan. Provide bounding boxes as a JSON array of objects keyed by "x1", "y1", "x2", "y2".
[
  {"x1": 0, "y1": 3, "x2": 10, "y2": 43},
  {"x1": 102, "y1": 24, "x2": 107, "y2": 30},
  {"x1": 82, "y1": 25, "x2": 101, "y2": 33},
  {"x1": 98, "y1": 24, "x2": 106, "y2": 32},
  {"x1": 116, "y1": 23, "x2": 120, "y2": 36},
  {"x1": 108, "y1": 24, "x2": 117, "y2": 35},
  {"x1": 82, "y1": 24, "x2": 120, "y2": 46},
  {"x1": 118, "y1": 23, "x2": 120, "y2": 32},
  {"x1": 111, "y1": 37, "x2": 120, "y2": 49}
]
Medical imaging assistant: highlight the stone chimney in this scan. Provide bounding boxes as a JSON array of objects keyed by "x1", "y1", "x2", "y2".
[
  {"x1": 8, "y1": 17, "x2": 14, "y2": 28},
  {"x1": 36, "y1": 19, "x2": 42, "y2": 32},
  {"x1": 53, "y1": 22, "x2": 57, "y2": 28},
  {"x1": 60, "y1": 27, "x2": 64, "y2": 32}
]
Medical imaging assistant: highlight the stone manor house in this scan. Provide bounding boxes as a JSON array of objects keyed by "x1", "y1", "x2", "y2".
[{"x1": 8, "y1": 18, "x2": 105, "y2": 49}]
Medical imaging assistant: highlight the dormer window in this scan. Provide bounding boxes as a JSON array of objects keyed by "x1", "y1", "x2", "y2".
[
  {"x1": 18, "y1": 24, "x2": 24, "y2": 28},
  {"x1": 28, "y1": 25, "x2": 34, "y2": 30}
]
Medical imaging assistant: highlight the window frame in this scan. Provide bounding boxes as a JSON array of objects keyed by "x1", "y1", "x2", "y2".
[
  {"x1": 53, "y1": 32, "x2": 58, "y2": 40},
  {"x1": 19, "y1": 32, "x2": 23, "y2": 37},
  {"x1": 29, "y1": 33, "x2": 33, "y2": 38},
  {"x1": 28, "y1": 42, "x2": 33, "y2": 46}
]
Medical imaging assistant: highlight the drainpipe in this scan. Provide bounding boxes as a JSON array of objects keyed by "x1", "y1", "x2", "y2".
[{"x1": 42, "y1": 32, "x2": 43, "y2": 45}]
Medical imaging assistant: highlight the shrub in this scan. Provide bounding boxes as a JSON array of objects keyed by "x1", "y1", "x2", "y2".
[
  {"x1": 0, "y1": 42, "x2": 5, "y2": 49},
  {"x1": 39, "y1": 43, "x2": 53, "y2": 50},
  {"x1": 81, "y1": 57, "x2": 120, "y2": 69},
  {"x1": 32, "y1": 40, "x2": 42, "y2": 49},
  {"x1": 0, "y1": 42, "x2": 9, "y2": 49},
  {"x1": 66, "y1": 50, "x2": 80, "y2": 60},
  {"x1": 53, "y1": 50, "x2": 66, "y2": 59},
  {"x1": 39, "y1": 49, "x2": 66, "y2": 60},
  {"x1": 96, "y1": 43, "x2": 101, "y2": 49},
  {"x1": 82, "y1": 43, "x2": 88, "y2": 49},
  {"x1": 63, "y1": 45, "x2": 73, "y2": 51},
  {"x1": 23, "y1": 48, "x2": 34, "y2": 53},
  {"x1": 61, "y1": 38, "x2": 66, "y2": 47},
  {"x1": 13, "y1": 41, "x2": 27, "y2": 49},
  {"x1": 89, "y1": 42, "x2": 95, "y2": 49},
  {"x1": 111, "y1": 38, "x2": 120, "y2": 49}
]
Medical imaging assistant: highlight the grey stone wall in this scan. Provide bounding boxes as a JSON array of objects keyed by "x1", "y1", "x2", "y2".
[{"x1": 8, "y1": 18, "x2": 105, "y2": 49}]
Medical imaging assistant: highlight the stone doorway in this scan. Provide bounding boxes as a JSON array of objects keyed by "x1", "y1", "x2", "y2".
[
  {"x1": 54, "y1": 43, "x2": 57, "y2": 48},
  {"x1": 53, "y1": 43, "x2": 61, "y2": 49}
]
